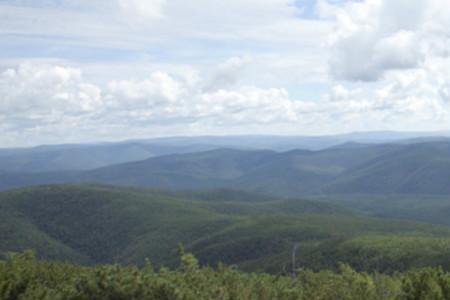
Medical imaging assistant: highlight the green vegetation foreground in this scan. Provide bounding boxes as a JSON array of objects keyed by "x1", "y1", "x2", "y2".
[{"x1": 2, "y1": 251, "x2": 450, "y2": 300}]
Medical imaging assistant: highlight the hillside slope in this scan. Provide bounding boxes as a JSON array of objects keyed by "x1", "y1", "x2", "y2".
[
  {"x1": 3, "y1": 185, "x2": 450, "y2": 272},
  {"x1": 325, "y1": 142, "x2": 450, "y2": 194}
]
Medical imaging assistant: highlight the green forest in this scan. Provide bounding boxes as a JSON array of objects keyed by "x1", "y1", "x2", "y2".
[
  {"x1": 4, "y1": 184, "x2": 450, "y2": 299},
  {"x1": 3, "y1": 185, "x2": 450, "y2": 274},
  {"x1": 2, "y1": 250, "x2": 450, "y2": 300}
]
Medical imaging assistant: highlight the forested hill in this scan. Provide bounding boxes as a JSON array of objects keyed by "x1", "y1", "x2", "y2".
[{"x1": 3, "y1": 184, "x2": 450, "y2": 273}]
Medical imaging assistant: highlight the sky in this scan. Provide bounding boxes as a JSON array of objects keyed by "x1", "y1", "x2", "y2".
[{"x1": 1, "y1": 0, "x2": 450, "y2": 147}]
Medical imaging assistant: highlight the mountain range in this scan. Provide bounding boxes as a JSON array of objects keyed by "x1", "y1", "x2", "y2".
[
  {"x1": 1, "y1": 131, "x2": 449, "y2": 173},
  {"x1": 1, "y1": 139, "x2": 450, "y2": 196}
]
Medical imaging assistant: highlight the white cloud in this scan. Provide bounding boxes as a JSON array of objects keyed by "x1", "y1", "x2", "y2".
[
  {"x1": 0, "y1": 63, "x2": 303, "y2": 145},
  {"x1": 0, "y1": 0, "x2": 329, "y2": 49},
  {"x1": 2, "y1": 0, "x2": 450, "y2": 146},
  {"x1": 118, "y1": 0, "x2": 165, "y2": 20},
  {"x1": 0, "y1": 63, "x2": 102, "y2": 121},
  {"x1": 107, "y1": 72, "x2": 185, "y2": 108},
  {"x1": 203, "y1": 57, "x2": 250, "y2": 92},
  {"x1": 2, "y1": 59, "x2": 449, "y2": 147},
  {"x1": 304, "y1": 0, "x2": 450, "y2": 133},
  {"x1": 323, "y1": 0, "x2": 449, "y2": 81}
]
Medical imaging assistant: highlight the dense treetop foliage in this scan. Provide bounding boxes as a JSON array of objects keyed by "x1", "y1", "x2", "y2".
[{"x1": 2, "y1": 251, "x2": 450, "y2": 300}]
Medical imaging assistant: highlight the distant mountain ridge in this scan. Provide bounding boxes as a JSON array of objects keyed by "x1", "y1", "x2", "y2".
[
  {"x1": 0, "y1": 142, "x2": 223, "y2": 173},
  {"x1": 1, "y1": 131, "x2": 449, "y2": 173},
  {"x1": 1, "y1": 140, "x2": 450, "y2": 196}
]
